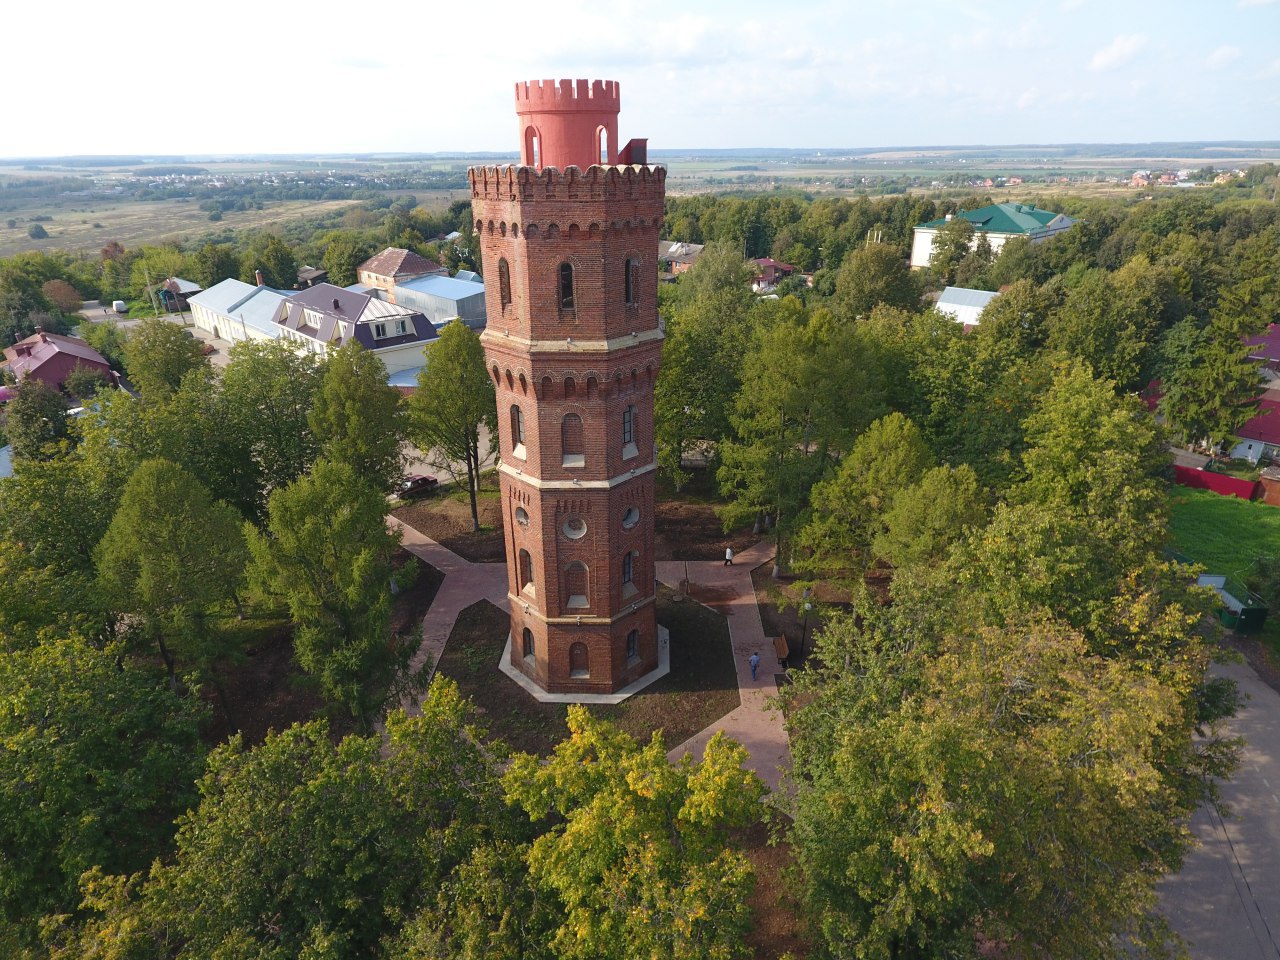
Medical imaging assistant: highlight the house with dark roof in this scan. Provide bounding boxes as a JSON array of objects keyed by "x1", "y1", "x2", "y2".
[
  {"x1": 159, "y1": 277, "x2": 202, "y2": 310},
  {"x1": 910, "y1": 203, "x2": 1075, "y2": 269},
  {"x1": 1, "y1": 331, "x2": 116, "y2": 391},
  {"x1": 1246, "y1": 324, "x2": 1280, "y2": 370},
  {"x1": 276, "y1": 283, "x2": 437, "y2": 376},
  {"x1": 1229, "y1": 390, "x2": 1280, "y2": 465},
  {"x1": 658, "y1": 240, "x2": 704, "y2": 281},
  {"x1": 357, "y1": 247, "x2": 446, "y2": 297}
]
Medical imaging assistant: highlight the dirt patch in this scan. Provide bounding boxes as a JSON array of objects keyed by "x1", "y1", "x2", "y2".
[
  {"x1": 392, "y1": 476, "x2": 505, "y2": 563},
  {"x1": 202, "y1": 553, "x2": 444, "y2": 747},
  {"x1": 740, "y1": 818, "x2": 811, "y2": 960},
  {"x1": 201, "y1": 617, "x2": 328, "y2": 747},
  {"x1": 655, "y1": 498, "x2": 759, "y2": 560},
  {"x1": 1227, "y1": 633, "x2": 1280, "y2": 695},
  {"x1": 435, "y1": 585, "x2": 739, "y2": 756}
]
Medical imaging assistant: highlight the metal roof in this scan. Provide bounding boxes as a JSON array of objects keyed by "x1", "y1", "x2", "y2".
[
  {"x1": 394, "y1": 274, "x2": 486, "y2": 301},
  {"x1": 937, "y1": 286, "x2": 1000, "y2": 310},
  {"x1": 918, "y1": 203, "x2": 1071, "y2": 235}
]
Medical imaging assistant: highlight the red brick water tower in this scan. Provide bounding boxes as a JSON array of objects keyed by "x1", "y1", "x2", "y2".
[{"x1": 470, "y1": 79, "x2": 665, "y2": 694}]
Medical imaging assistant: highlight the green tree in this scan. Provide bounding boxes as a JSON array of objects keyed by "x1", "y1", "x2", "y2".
[
  {"x1": 796, "y1": 412, "x2": 932, "y2": 582},
  {"x1": 61, "y1": 364, "x2": 109, "y2": 400},
  {"x1": 320, "y1": 233, "x2": 367, "y2": 287},
  {"x1": 1158, "y1": 317, "x2": 1262, "y2": 448},
  {"x1": 407, "y1": 320, "x2": 496, "y2": 531},
  {"x1": 0, "y1": 450, "x2": 119, "y2": 576},
  {"x1": 654, "y1": 242, "x2": 756, "y2": 487},
  {"x1": 122, "y1": 317, "x2": 207, "y2": 397},
  {"x1": 240, "y1": 234, "x2": 298, "y2": 290},
  {"x1": 1045, "y1": 269, "x2": 1155, "y2": 390},
  {"x1": 96, "y1": 459, "x2": 249, "y2": 686},
  {"x1": 190, "y1": 242, "x2": 240, "y2": 290},
  {"x1": 0, "y1": 539, "x2": 104, "y2": 651},
  {"x1": 248, "y1": 458, "x2": 418, "y2": 726},
  {"x1": 2, "y1": 378, "x2": 69, "y2": 460},
  {"x1": 0, "y1": 639, "x2": 205, "y2": 947},
  {"x1": 718, "y1": 311, "x2": 881, "y2": 571},
  {"x1": 873, "y1": 463, "x2": 985, "y2": 570},
  {"x1": 788, "y1": 613, "x2": 1231, "y2": 960},
  {"x1": 834, "y1": 242, "x2": 919, "y2": 318},
  {"x1": 1016, "y1": 361, "x2": 1169, "y2": 571},
  {"x1": 504, "y1": 707, "x2": 765, "y2": 960},
  {"x1": 79, "y1": 318, "x2": 129, "y2": 373},
  {"x1": 928, "y1": 216, "x2": 976, "y2": 284},
  {"x1": 309, "y1": 342, "x2": 405, "y2": 492},
  {"x1": 54, "y1": 684, "x2": 508, "y2": 960}
]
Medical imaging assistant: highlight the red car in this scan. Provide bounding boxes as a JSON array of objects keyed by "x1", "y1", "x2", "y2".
[{"x1": 399, "y1": 474, "x2": 439, "y2": 498}]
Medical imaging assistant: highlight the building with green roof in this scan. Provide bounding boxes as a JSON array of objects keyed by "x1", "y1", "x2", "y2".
[{"x1": 910, "y1": 202, "x2": 1075, "y2": 268}]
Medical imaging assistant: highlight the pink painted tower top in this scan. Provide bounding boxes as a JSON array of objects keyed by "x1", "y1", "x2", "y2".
[{"x1": 514, "y1": 78, "x2": 647, "y2": 170}]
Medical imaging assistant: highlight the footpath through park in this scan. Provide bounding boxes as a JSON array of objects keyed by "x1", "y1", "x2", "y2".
[{"x1": 389, "y1": 516, "x2": 790, "y2": 792}]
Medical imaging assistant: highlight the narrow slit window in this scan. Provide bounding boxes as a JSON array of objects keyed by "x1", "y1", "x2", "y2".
[
  {"x1": 559, "y1": 263, "x2": 575, "y2": 311},
  {"x1": 499, "y1": 258, "x2": 511, "y2": 308}
]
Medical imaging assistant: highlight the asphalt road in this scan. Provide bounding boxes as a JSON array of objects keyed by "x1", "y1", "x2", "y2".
[{"x1": 1162, "y1": 661, "x2": 1280, "y2": 959}]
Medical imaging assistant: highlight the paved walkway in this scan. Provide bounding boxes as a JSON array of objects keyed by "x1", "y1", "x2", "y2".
[
  {"x1": 656, "y1": 544, "x2": 790, "y2": 793},
  {"x1": 1161, "y1": 660, "x2": 1280, "y2": 959},
  {"x1": 388, "y1": 517, "x2": 508, "y2": 715},
  {"x1": 389, "y1": 517, "x2": 790, "y2": 790}
]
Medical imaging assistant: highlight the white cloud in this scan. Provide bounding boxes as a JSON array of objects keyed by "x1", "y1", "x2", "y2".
[
  {"x1": 1016, "y1": 88, "x2": 1040, "y2": 110},
  {"x1": 1089, "y1": 34, "x2": 1148, "y2": 70},
  {"x1": 1261, "y1": 58, "x2": 1280, "y2": 78},
  {"x1": 1206, "y1": 45, "x2": 1242, "y2": 68}
]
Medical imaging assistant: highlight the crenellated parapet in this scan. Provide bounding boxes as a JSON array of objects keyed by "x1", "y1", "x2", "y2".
[
  {"x1": 470, "y1": 163, "x2": 665, "y2": 204},
  {"x1": 515, "y1": 78, "x2": 620, "y2": 114}
]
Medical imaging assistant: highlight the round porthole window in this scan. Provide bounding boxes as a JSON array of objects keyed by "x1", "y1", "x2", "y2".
[
  {"x1": 621, "y1": 506, "x2": 640, "y2": 530},
  {"x1": 562, "y1": 517, "x2": 588, "y2": 540},
  {"x1": 515, "y1": 507, "x2": 530, "y2": 526}
]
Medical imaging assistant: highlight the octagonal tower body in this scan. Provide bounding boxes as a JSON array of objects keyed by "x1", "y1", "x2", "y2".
[{"x1": 471, "y1": 79, "x2": 665, "y2": 694}]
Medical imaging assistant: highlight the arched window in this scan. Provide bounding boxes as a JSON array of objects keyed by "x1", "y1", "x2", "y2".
[
  {"x1": 522, "y1": 627, "x2": 535, "y2": 659},
  {"x1": 561, "y1": 413, "x2": 584, "y2": 467},
  {"x1": 524, "y1": 126, "x2": 541, "y2": 169},
  {"x1": 498, "y1": 258, "x2": 511, "y2": 309},
  {"x1": 624, "y1": 257, "x2": 638, "y2": 305},
  {"x1": 626, "y1": 629, "x2": 639, "y2": 662},
  {"x1": 518, "y1": 549, "x2": 534, "y2": 594},
  {"x1": 598, "y1": 126, "x2": 609, "y2": 165},
  {"x1": 569, "y1": 642, "x2": 589, "y2": 678},
  {"x1": 565, "y1": 562, "x2": 589, "y2": 609},
  {"x1": 510, "y1": 404, "x2": 525, "y2": 453},
  {"x1": 558, "y1": 263, "x2": 575, "y2": 311}
]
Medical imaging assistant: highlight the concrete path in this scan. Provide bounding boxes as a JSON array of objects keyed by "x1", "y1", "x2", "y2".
[
  {"x1": 656, "y1": 542, "x2": 790, "y2": 794},
  {"x1": 1161, "y1": 661, "x2": 1280, "y2": 959},
  {"x1": 389, "y1": 516, "x2": 791, "y2": 790},
  {"x1": 388, "y1": 516, "x2": 508, "y2": 716}
]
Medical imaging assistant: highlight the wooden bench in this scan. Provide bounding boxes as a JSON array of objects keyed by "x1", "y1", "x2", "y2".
[{"x1": 772, "y1": 633, "x2": 790, "y2": 667}]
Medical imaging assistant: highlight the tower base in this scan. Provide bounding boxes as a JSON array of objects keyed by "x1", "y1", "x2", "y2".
[{"x1": 497, "y1": 625, "x2": 670, "y2": 704}]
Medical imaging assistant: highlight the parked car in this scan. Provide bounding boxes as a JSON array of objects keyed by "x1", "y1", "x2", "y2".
[{"x1": 399, "y1": 474, "x2": 438, "y2": 498}]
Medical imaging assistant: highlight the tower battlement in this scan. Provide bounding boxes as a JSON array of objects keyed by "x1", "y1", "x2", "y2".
[
  {"x1": 469, "y1": 163, "x2": 666, "y2": 204},
  {"x1": 515, "y1": 79, "x2": 620, "y2": 114}
]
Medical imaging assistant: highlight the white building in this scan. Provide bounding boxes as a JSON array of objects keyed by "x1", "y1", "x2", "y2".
[
  {"x1": 911, "y1": 203, "x2": 1075, "y2": 269},
  {"x1": 188, "y1": 279, "x2": 293, "y2": 343},
  {"x1": 936, "y1": 286, "x2": 1000, "y2": 328}
]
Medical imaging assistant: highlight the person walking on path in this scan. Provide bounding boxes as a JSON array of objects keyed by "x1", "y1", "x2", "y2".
[
  {"x1": 724, "y1": 547, "x2": 734, "y2": 566},
  {"x1": 749, "y1": 651, "x2": 760, "y2": 681}
]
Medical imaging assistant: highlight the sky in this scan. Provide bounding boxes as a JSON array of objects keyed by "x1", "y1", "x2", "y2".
[{"x1": 2, "y1": 0, "x2": 1278, "y2": 158}]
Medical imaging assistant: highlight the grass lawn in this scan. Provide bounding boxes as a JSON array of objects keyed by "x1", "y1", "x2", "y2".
[
  {"x1": 1168, "y1": 486, "x2": 1280, "y2": 654},
  {"x1": 1167, "y1": 487, "x2": 1280, "y2": 579},
  {"x1": 435, "y1": 585, "x2": 740, "y2": 756}
]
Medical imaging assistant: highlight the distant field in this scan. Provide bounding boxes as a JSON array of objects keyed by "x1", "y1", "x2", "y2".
[{"x1": 0, "y1": 197, "x2": 363, "y2": 258}]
